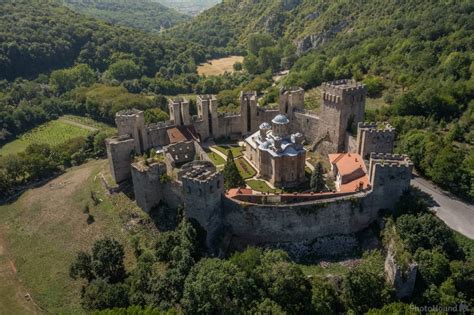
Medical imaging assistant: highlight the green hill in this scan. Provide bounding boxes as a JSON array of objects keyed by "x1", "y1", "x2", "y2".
[
  {"x1": 63, "y1": 0, "x2": 188, "y2": 32},
  {"x1": 0, "y1": 0, "x2": 206, "y2": 80}
]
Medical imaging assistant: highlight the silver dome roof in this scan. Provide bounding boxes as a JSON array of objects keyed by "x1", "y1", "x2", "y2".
[{"x1": 272, "y1": 114, "x2": 289, "y2": 124}]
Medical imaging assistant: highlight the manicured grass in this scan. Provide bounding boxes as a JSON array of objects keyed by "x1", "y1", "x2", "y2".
[
  {"x1": 246, "y1": 179, "x2": 282, "y2": 193},
  {"x1": 0, "y1": 120, "x2": 92, "y2": 156},
  {"x1": 197, "y1": 56, "x2": 244, "y2": 76},
  {"x1": 235, "y1": 157, "x2": 256, "y2": 179},
  {"x1": 207, "y1": 151, "x2": 226, "y2": 166},
  {"x1": 213, "y1": 145, "x2": 243, "y2": 158},
  {"x1": 0, "y1": 160, "x2": 156, "y2": 313}
]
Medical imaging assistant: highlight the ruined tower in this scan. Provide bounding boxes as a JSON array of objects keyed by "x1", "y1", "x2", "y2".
[
  {"x1": 107, "y1": 109, "x2": 148, "y2": 183},
  {"x1": 279, "y1": 87, "x2": 304, "y2": 116},
  {"x1": 240, "y1": 91, "x2": 258, "y2": 135},
  {"x1": 368, "y1": 153, "x2": 413, "y2": 211},
  {"x1": 356, "y1": 122, "x2": 396, "y2": 159},
  {"x1": 197, "y1": 94, "x2": 219, "y2": 140},
  {"x1": 131, "y1": 160, "x2": 167, "y2": 213},
  {"x1": 115, "y1": 109, "x2": 148, "y2": 154},
  {"x1": 319, "y1": 80, "x2": 367, "y2": 152},
  {"x1": 169, "y1": 97, "x2": 191, "y2": 126}
]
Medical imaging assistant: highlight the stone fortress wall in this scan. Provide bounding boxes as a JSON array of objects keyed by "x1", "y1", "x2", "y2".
[{"x1": 106, "y1": 79, "x2": 413, "y2": 254}]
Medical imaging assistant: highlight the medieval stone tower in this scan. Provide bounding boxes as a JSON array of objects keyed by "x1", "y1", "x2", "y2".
[
  {"x1": 319, "y1": 80, "x2": 367, "y2": 151},
  {"x1": 169, "y1": 97, "x2": 191, "y2": 126},
  {"x1": 279, "y1": 87, "x2": 305, "y2": 115},
  {"x1": 131, "y1": 160, "x2": 167, "y2": 213},
  {"x1": 240, "y1": 91, "x2": 258, "y2": 135},
  {"x1": 368, "y1": 153, "x2": 413, "y2": 211},
  {"x1": 106, "y1": 109, "x2": 148, "y2": 183},
  {"x1": 197, "y1": 94, "x2": 219, "y2": 140},
  {"x1": 356, "y1": 122, "x2": 396, "y2": 159},
  {"x1": 181, "y1": 162, "x2": 224, "y2": 247},
  {"x1": 115, "y1": 109, "x2": 147, "y2": 154}
]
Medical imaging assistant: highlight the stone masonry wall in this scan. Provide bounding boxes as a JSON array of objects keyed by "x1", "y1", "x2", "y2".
[{"x1": 222, "y1": 193, "x2": 377, "y2": 246}]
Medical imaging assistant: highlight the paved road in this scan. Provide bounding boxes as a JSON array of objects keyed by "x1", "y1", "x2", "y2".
[{"x1": 412, "y1": 176, "x2": 474, "y2": 239}]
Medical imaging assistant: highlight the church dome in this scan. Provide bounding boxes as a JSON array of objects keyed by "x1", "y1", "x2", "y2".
[
  {"x1": 259, "y1": 122, "x2": 271, "y2": 129},
  {"x1": 272, "y1": 114, "x2": 289, "y2": 125}
]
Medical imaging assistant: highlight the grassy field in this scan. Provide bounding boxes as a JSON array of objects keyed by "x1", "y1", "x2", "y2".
[
  {"x1": 0, "y1": 160, "x2": 157, "y2": 314},
  {"x1": 197, "y1": 56, "x2": 244, "y2": 76},
  {"x1": 60, "y1": 115, "x2": 115, "y2": 132},
  {"x1": 0, "y1": 116, "x2": 116, "y2": 157},
  {"x1": 246, "y1": 179, "x2": 281, "y2": 193},
  {"x1": 235, "y1": 157, "x2": 256, "y2": 179},
  {"x1": 0, "y1": 120, "x2": 92, "y2": 157}
]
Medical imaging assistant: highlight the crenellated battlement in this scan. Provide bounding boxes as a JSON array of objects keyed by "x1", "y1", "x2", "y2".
[
  {"x1": 369, "y1": 153, "x2": 412, "y2": 166},
  {"x1": 321, "y1": 79, "x2": 366, "y2": 94},
  {"x1": 358, "y1": 122, "x2": 395, "y2": 132}
]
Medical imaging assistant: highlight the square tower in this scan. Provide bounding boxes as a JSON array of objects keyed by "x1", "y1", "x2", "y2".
[
  {"x1": 197, "y1": 94, "x2": 219, "y2": 140},
  {"x1": 240, "y1": 91, "x2": 258, "y2": 135},
  {"x1": 115, "y1": 109, "x2": 147, "y2": 153},
  {"x1": 368, "y1": 153, "x2": 413, "y2": 211},
  {"x1": 279, "y1": 86, "x2": 304, "y2": 115},
  {"x1": 356, "y1": 122, "x2": 396, "y2": 159},
  {"x1": 168, "y1": 97, "x2": 191, "y2": 126},
  {"x1": 319, "y1": 79, "x2": 367, "y2": 151}
]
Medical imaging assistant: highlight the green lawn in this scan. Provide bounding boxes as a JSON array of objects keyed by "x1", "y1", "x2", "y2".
[
  {"x1": 235, "y1": 157, "x2": 256, "y2": 179},
  {"x1": 246, "y1": 179, "x2": 282, "y2": 193},
  {"x1": 0, "y1": 120, "x2": 92, "y2": 156},
  {"x1": 206, "y1": 151, "x2": 226, "y2": 166},
  {"x1": 213, "y1": 145, "x2": 243, "y2": 158}
]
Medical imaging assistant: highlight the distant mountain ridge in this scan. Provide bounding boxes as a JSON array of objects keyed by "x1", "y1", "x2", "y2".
[
  {"x1": 63, "y1": 0, "x2": 188, "y2": 32},
  {"x1": 155, "y1": 0, "x2": 221, "y2": 16}
]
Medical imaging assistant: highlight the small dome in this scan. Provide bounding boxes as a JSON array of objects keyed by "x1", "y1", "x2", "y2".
[
  {"x1": 272, "y1": 114, "x2": 289, "y2": 125},
  {"x1": 259, "y1": 122, "x2": 271, "y2": 129}
]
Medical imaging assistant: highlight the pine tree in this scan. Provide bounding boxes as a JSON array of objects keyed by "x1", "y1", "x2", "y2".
[
  {"x1": 311, "y1": 162, "x2": 326, "y2": 192},
  {"x1": 223, "y1": 150, "x2": 245, "y2": 190}
]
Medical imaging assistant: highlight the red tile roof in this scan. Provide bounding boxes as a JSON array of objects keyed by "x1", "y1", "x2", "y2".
[{"x1": 167, "y1": 126, "x2": 199, "y2": 144}]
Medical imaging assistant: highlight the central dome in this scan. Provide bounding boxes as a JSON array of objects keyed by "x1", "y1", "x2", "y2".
[{"x1": 272, "y1": 114, "x2": 289, "y2": 125}]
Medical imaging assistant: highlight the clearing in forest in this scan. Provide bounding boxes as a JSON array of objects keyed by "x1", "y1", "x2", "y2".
[{"x1": 197, "y1": 56, "x2": 244, "y2": 76}]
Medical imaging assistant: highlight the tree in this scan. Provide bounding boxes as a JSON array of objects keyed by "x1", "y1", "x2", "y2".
[
  {"x1": 311, "y1": 277, "x2": 341, "y2": 314},
  {"x1": 71, "y1": 238, "x2": 127, "y2": 284},
  {"x1": 248, "y1": 33, "x2": 274, "y2": 56},
  {"x1": 107, "y1": 60, "x2": 142, "y2": 81},
  {"x1": 223, "y1": 150, "x2": 245, "y2": 190},
  {"x1": 256, "y1": 251, "x2": 312, "y2": 314},
  {"x1": 342, "y1": 251, "x2": 392, "y2": 313},
  {"x1": 81, "y1": 279, "x2": 130, "y2": 310},
  {"x1": 414, "y1": 249, "x2": 450, "y2": 286},
  {"x1": 181, "y1": 258, "x2": 257, "y2": 314},
  {"x1": 250, "y1": 298, "x2": 286, "y2": 315},
  {"x1": 311, "y1": 162, "x2": 326, "y2": 192},
  {"x1": 70, "y1": 251, "x2": 94, "y2": 282},
  {"x1": 233, "y1": 62, "x2": 243, "y2": 71}
]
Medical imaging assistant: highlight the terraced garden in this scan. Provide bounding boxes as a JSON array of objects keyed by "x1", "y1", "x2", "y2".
[
  {"x1": 235, "y1": 157, "x2": 256, "y2": 179},
  {"x1": 246, "y1": 179, "x2": 282, "y2": 193}
]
